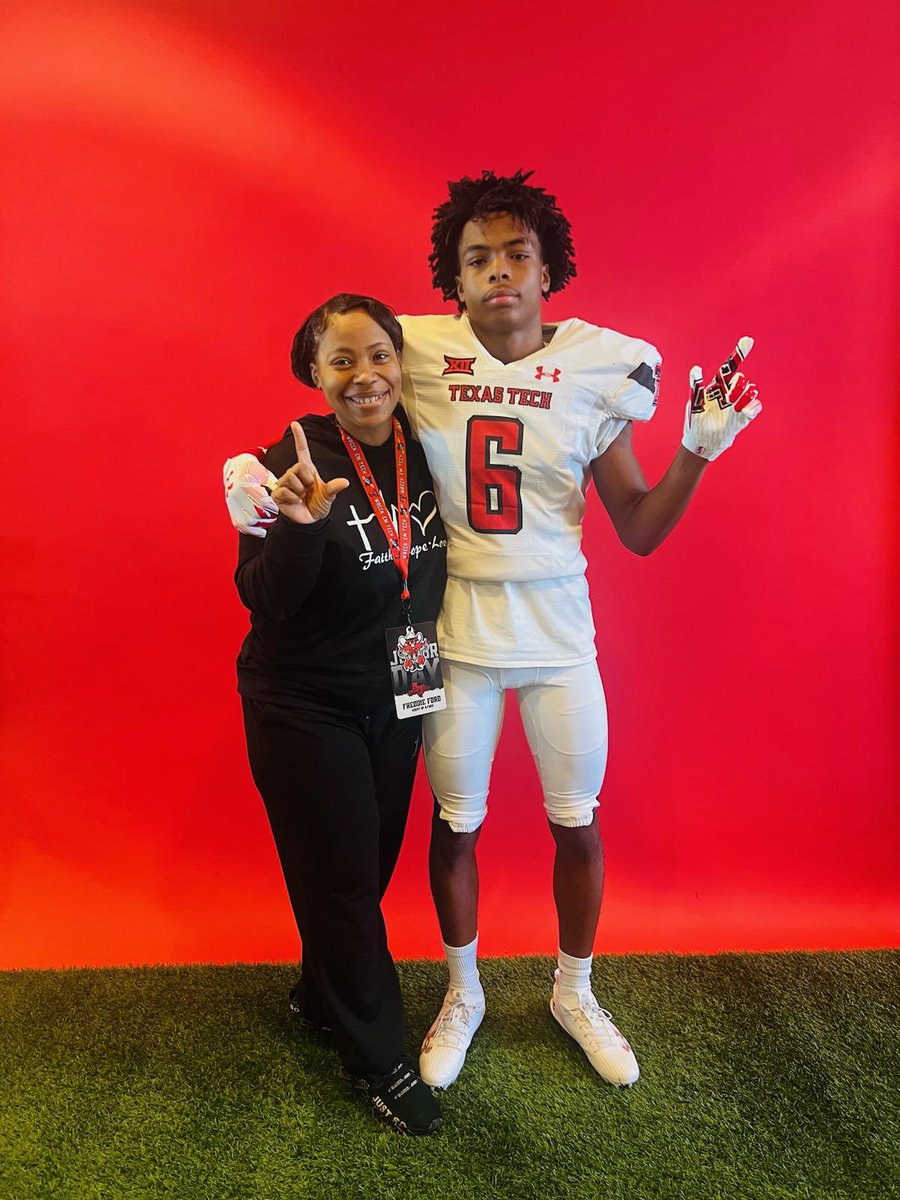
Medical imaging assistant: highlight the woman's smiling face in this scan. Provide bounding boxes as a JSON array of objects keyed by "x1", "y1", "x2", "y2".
[{"x1": 312, "y1": 310, "x2": 402, "y2": 445}]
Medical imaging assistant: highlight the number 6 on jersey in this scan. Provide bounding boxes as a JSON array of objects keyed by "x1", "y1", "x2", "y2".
[{"x1": 465, "y1": 416, "x2": 525, "y2": 534}]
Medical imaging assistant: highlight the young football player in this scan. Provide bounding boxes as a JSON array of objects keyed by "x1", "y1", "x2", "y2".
[{"x1": 224, "y1": 170, "x2": 761, "y2": 1092}]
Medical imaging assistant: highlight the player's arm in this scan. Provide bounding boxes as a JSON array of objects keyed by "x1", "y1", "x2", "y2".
[
  {"x1": 590, "y1": 423, "x2": 707, "y2": 556},
  {"x1": 592, "y1": 338, "x2": 762, "y2": 556}
]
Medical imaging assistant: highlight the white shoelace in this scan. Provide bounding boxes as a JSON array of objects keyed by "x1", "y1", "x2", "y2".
[
  {"x1": 562, "y1": 990, "x2": 626, "y2": 1051},
  {"x1": 431, "y1": 995, "x2": 482, "y2": 1051}
]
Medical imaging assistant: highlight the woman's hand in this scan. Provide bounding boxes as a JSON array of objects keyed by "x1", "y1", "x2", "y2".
[{"x1": 272, "y1": 421, "x2": 350, "y2": 524}]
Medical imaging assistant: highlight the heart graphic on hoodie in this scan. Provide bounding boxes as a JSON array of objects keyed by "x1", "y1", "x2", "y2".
[{"x1": 408, "y1": 490, "x2": 438, "y2": 538}]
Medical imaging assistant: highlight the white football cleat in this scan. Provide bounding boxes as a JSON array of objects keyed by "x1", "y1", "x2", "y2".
[
  {"x1": 419, "y1": 987, "x2": 485, "y2": 1089},
  {"x1": 550, "y1": 969, "x2": 640, "y2": 1087}
]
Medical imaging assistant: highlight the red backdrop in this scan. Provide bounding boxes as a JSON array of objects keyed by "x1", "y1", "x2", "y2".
[{"x1": 2, "y1": 0, "x2": 898, "y2": 968}]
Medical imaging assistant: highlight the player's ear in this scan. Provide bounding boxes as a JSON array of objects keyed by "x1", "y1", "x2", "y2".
[
  {"x1": 541, "y1": 262, "x2": 551, "y2": 300},
  {"x1": 310, "y1": 363, "x2": 321, "y2": 388},
  {"x1": 455, "y1": 275, "x2": 465, "y2": 308}
]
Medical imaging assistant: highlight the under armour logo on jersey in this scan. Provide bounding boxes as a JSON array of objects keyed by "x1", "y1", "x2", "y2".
[
  {"x1": 535, "y1": 365, "x2": 561, "y2": 382},
  {"x1": 443, "y1": 355, "x2": 476, "y2": 376}
]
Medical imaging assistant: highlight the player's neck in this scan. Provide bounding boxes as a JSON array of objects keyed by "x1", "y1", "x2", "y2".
[{"x1": 468, "y1": 313, "x2": 545, "y2": 365}]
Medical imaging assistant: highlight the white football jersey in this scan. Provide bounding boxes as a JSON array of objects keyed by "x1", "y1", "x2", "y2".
[
  {"x1": 399, "y1": 314, "x2": 661, "y2": 667},
  {"x1": 400, "y1": 314, "x2": 660, "y2": 584}
]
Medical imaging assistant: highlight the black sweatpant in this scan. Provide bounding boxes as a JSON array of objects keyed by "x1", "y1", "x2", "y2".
[{"x1": 241, "y1": 697, "x2": 420, "y2": 1078}]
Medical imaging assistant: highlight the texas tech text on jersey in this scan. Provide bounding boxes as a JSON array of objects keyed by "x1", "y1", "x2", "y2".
[{"x1": 447, "y1": 383, "x2": 554, "y2": 409}]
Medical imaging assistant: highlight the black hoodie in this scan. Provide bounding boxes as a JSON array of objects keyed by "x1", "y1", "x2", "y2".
[{"x1": 235, "y1": 410, "x2": 447, "y2": 714}]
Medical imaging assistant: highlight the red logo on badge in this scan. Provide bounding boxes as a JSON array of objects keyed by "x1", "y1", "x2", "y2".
[
  {"x1": 397, "y1": 631, "x2": 428, "y2": 671},
  {"x1": 443, "y1": 355, "x2": 476, "y2": 376},
  {"x1": 535, "y1": 365, "x2": 560, "y2": 383}
]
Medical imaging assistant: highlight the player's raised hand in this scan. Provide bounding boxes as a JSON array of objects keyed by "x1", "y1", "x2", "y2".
[
  {"x1": 271, "y1": 421, "x2": 350, "y2": 524},
  {"x1": 223, "y1": 452, "x2": 279, "y2": 537},
  {"x1": 682, "y1": 336, "x2": 762, "y2": 462}
]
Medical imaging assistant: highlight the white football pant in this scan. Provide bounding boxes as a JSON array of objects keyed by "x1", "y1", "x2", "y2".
[{"x1": 423, "y1": 659, "x2": 608, "y2": 833}]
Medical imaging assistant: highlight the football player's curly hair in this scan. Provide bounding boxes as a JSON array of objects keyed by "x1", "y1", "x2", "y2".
[{"x1": 429, "y1": 169, "x2": 576, "y2": 310}]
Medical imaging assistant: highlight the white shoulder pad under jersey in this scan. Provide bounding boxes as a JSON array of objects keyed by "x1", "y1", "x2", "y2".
[{"x1": 398, "y1": 314, "x2": 660, "y2": 584}]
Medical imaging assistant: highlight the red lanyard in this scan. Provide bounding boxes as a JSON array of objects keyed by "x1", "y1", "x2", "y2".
[{"x1": 339, "y1": 417, "x2": 412, "y2": 614}]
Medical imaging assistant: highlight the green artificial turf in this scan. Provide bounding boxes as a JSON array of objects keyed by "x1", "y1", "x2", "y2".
[{"x1": 1, "y1": 952, "x2": 897, "y2": 1200}]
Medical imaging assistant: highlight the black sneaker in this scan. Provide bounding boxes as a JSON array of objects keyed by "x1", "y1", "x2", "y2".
[
  {"x1": 287, "y1": 984, "x2": 332, "y2": 1038},
  {"x1": 350, "y1": 1059, "x2": 443, "y2": 1135}
]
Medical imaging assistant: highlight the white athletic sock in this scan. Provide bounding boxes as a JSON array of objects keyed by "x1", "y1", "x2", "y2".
[
  {"x1": 557, "y1": 948, "x2": 593, "y2": 1000},
  {"x1": 443, "y1": 934, "x2": 482, "y2": 996}
]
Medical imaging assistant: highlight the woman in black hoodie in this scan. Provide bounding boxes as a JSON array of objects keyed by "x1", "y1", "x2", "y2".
[{"x1": 228, "y1": 294, "x2": 447, "y2": 1135}]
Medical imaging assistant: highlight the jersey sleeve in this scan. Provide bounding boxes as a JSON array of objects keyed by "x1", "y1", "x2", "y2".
[
  {"x1": 589, "y1": 341, "x2": 661, "y2": 458},
  {"x1": 592, "y1": 417, "x2": 630, "y2": 459},
  {"x1": 606, "y1": 342, "x2": 662, "y2": 422}
]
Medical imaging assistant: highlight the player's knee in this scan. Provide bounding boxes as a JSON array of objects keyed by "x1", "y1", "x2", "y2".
[
  {"x1": 544, "y1": 794, "x2": 599, "y2": 831},
  {"x1": 432, "y1": 797, "x2": 487, "y2": 841}
]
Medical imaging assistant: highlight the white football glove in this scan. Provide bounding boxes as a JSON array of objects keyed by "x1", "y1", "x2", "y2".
[
  {"x1": 223, "y1": 452, "x2": 278, "y2": 538},
  {"x1": 682, "y1": 336, "x2": 762, "y2": 462}
]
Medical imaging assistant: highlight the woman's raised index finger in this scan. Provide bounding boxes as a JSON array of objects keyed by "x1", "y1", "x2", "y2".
[{"x1": 291, "y1": 420, "x2": 311, "y2": 463}]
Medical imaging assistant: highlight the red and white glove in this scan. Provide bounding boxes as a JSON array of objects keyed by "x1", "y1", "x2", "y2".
[
  {"x1": 682, "y1": 336, "x2": 762, "y2": 461},
  {"x1": 223, "y1": 452, "x2": 278, "y2": 538}
]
